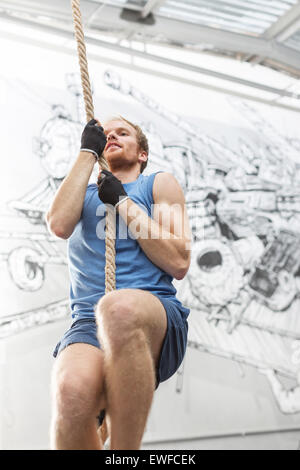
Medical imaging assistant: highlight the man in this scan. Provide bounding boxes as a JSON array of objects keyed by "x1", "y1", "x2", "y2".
[{"x1": 46, "y1": 116, "x2": 191, "y2": 450}]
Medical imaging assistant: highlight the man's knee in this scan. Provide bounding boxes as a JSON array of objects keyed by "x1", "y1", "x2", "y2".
[
  {"x1": 96, "y1": 290, "x2": 141, "y2": 341},
  {"x1": 96, "y1": 296, "x2": 152, "y2": 355},
  {"x1": 53, "y1": 370, "x2": 103, "y2": 421},
  {"x1": 97, "y1": 290, "x2": 137, "y2": 319}
]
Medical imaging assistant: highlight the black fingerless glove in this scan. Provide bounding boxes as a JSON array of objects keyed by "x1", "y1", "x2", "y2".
[
  {"x1": 80, "y1": 119, "x2": 107, "y2": 159},
  {"x1": 97, "y1": 170, "x2": 128, "y2": 207}
]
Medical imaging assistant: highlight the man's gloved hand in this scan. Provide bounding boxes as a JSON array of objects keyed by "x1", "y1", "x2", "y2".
[
  {"x1": 80, "y1": 119, "x2": 107, "y2": 159},
  {"x1": 97, "y1": 170, "x2": 128, "y2": 207}
]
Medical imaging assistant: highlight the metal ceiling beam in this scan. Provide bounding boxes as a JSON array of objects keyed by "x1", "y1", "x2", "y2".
[
  {"x1": 87, "y1": 3, "x2": 300, "y2": 73},
  {"x1": 141, "y1": 0, "x2": 166, "y2": 19},
  {"x1": 1, "y1": 1, "x2": 300, "y2": 75},
  {"x1": 1, "y1": 10, "x2": 300, "y2": 102},
  {"x1": 262, "y1": 2, "x2": 300, "y2": 41},
  {"x1": 2, "y1": 27, "x2": 300, "y2": 114},
  {"x1": 91, "y1": 0, "x2": 142, "y2": 12},
  {"x1": 147, "y1": 16, "x2": 300, "y2": 73},
  {"x1": 277, "y1": 18, "x2": 300, "y2": 42}
]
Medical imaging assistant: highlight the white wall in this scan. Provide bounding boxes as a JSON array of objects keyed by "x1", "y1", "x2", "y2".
[{"x1": 1, "y1": 28, "x2": 300, "y2": 449}]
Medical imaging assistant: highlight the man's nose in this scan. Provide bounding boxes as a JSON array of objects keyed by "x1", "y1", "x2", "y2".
[{"x1": 107, "y1": 131, "x2": 117, "y2": 140}]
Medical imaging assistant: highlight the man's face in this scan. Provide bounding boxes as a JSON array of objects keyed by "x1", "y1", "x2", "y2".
[{"x1": 102, "y1": 120, "x2": 146, "y2": 171}]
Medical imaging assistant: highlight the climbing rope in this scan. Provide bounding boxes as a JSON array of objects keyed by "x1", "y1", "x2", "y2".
[
  {"x1": 71, "y1": 0, "x2": 114, "y2": 446},
  {"x1": 71, "y1": 0, "x2": 116, "y2": 295}
]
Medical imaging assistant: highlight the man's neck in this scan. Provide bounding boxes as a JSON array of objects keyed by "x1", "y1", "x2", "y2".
[{"x1": 110, "y1": 167, "x2": 141, "y2": 184}]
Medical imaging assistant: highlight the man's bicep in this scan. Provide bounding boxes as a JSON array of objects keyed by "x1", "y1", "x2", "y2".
[{"x1": 153, "y1": 173, "x2": 191, "y2": 240}]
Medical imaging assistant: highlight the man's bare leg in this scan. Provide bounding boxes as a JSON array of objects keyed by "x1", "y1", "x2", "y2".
[
  {"x1": 51, "y1": 343, "x2": 107, "y2": 450},
  {"x1": 96, "y1": 289, "x2": 167, "y2": 450},
  {"x1": 104, "y1": 329, "x2": 155, "y2": 450}
]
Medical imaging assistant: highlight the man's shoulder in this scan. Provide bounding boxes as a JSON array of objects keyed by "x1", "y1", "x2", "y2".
[
  {"x1": 153, "y1": 172, "x2": 180, "y2": 191},
  {"x1": 153, "y1": 171, "x2": 174, "y2": 182},
  {"x1": 152, "y1": 172, "x2": 183, "y2": 203}
]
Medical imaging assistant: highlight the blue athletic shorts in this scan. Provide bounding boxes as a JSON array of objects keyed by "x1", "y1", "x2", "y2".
[{"x1": 53, "y1": 295, "x2": 189, "y2": 390}]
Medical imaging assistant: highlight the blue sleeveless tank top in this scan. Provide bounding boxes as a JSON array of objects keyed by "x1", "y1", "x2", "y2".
[{"x1": 68, "y1": 171, "x2": 190, "y2": 321}]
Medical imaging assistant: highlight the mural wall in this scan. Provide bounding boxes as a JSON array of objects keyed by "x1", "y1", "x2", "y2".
[
  {"x1": 104, "y1": 70, "x2": 300, "y2": 423},
  {"x1": 1, "y1": 38, "x2": 300, "y2": 448}
]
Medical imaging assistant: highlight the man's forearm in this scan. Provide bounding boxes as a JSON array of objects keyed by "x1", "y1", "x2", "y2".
[
  {"x1": 118, "y1": 199, "x2": 190, "y2": 280},
  {"x1": 46, "y1": 151, "x2": 96, "y2": 238}
]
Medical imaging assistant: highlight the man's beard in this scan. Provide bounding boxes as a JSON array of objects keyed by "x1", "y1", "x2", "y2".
[{"x1": 107, "y1": 155, "x2": 137, "y2": 172}]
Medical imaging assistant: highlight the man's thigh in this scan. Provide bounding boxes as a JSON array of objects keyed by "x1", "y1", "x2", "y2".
[
  {"x1": 52, "y1": 343, "x2": 107, "y2": 413},
  {"x1": 132, "y1": 290, "x2": 168, "y2": 369},
  {"x1": 97, "y1": 289, "x2": 168, "y2": 370}
]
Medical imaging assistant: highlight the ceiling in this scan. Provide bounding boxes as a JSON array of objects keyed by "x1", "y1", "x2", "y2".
[{"x1": 1, "y1": 0, "x2": 300, "y2": 109}]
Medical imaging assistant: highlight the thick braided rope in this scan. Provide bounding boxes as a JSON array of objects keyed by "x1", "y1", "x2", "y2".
[{"x1": 71, "y1": 0, "x2": 116, "y2": 293}]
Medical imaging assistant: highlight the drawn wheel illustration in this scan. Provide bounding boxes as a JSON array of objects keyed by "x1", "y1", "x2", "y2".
[
  {"x1": 8, "y1": 247, "x2": 45, "y2": 291},
  {"x1": 189, "y1": 239, "x2": 244, "y2": 306}
]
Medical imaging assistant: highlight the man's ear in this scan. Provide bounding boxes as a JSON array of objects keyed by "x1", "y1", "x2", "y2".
[{"x1": 139, "y1": 151, "x2": 148, "y2": 164}]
